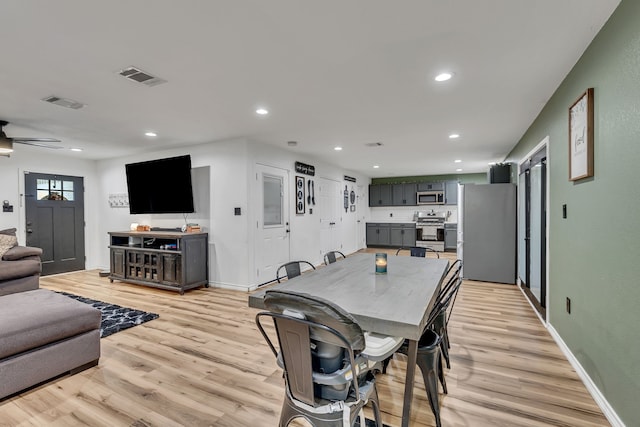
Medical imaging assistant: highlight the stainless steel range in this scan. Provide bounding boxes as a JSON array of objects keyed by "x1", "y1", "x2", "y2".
[{"x1": 414, "y1": 210, "x2": 447, "y2": 251}]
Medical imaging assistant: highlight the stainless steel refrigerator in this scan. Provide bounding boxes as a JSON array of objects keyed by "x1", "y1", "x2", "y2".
[{"x1": 457, "y1": 183, "x2": 516, "y2": 284}]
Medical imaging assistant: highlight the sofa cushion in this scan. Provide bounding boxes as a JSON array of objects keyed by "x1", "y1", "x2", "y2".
[
  {"x1": 0, "y1": 228, "x2": 17, "y2": 236},
  {"x1": 2, "y1": 245, "x2": 43, "y2": 261},
  {"x1": 0, "y1": 260, "x2": 41, "y2": 281},
  {"x1": 0, "y1": 234, "x2": 18, "y2": 258},
  {"x1": 0, "y1": 289, "x2": 101, "y2": 359}
]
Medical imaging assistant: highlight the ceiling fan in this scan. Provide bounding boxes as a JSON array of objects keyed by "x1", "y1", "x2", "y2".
[{"x1": 0, "y1": 120, "x2": 62, "y2": 155}]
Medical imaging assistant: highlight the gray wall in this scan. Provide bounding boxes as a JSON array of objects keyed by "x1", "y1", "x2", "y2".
[{"x1": 505, "y1": 0, "x2": 639, "y2": 423}]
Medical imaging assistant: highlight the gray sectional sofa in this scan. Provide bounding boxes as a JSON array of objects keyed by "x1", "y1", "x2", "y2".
[{"x1": 0, "y1": 229, "x2": 101, "y2": 400}]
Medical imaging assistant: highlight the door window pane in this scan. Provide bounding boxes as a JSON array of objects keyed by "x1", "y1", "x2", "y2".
[
  {"x1": 36, "y1": 178, "x2": 73, "y2": 200},
  {"x1": 263, "y1": 175, "x2": 283, "y2": 226}
]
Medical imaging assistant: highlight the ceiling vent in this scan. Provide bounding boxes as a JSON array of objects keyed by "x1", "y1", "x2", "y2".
[
  {"x1": 118, "y1": 66, "x2": 167, "y2": 87},
  {"x1": 365, "y1": 142, "x2": 384, "y2": 147},
  {"x1": 42, "y1": 96, "x2": 85, "y2": 109}
]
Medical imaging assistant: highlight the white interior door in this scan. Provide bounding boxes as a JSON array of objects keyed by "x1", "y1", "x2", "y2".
[
  {"x1": 255, "y1": 165, "x2": 290, "y2": 284},
  {"x1": 318, "y1": 178, "x2": 341, "y2": 257},
  {"x1": 356, "y1": 184, "x2": 367, "y2": 249}
]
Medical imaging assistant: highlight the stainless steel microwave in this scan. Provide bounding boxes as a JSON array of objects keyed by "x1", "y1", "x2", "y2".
[{"x1": 417, "y1": 191, "x2": 444, "y2": 205}]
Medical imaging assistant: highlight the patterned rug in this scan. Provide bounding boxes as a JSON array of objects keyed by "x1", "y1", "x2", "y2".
[{"x1": 56, "y1": 291, "x2": 159, "y2": 338}]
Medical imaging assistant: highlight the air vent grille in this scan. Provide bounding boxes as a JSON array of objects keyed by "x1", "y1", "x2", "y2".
[
  {"x1": 118, "y1": 66, "x2": 167, "y2": 87},
  {"x1": 365, "y1": 142, "x2": 384, "y2": 147},
  {"x1": 42, "y1": 95, "x2": 85, "y2": 109}
]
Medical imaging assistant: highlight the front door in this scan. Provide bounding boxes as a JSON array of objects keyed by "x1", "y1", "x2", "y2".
[
  {"x1": 24, "y1": 172, "x2": 85, "y2": 275},
  {"x1": 255, "y1": 164, "x2": 290, "y2": 285}
]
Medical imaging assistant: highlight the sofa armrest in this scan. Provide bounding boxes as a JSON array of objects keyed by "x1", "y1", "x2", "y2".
[{"x1": 2, "y1": 246, "x2": 43, "y2": 261}]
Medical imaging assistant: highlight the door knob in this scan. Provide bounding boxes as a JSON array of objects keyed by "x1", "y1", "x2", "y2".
[{"x1": 26, "y1": 229, "x2": 33, "y2": 234}]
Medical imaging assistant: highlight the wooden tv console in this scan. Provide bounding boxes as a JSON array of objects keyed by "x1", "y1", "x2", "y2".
[{"x1": 108, "y1": 231, "x2": 208, "y2": 294}]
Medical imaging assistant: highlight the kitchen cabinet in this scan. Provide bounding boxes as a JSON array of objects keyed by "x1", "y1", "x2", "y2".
[
  {"x1": 369, "y1": 184, "x2": 393, "y2": 206},
  {"x1": 417, "y1": 182, "x2": 444, "y2": 192},
  {"x1": 366, "y1": 223, "x2": 391, "y2": 246},
  {"x1": 108, "y1": 231, "x2": 209, "y2": 294},
  {"x1": 444, "y1": 223, "x2": 457, "y2": 252},
  {"x1": 390, "y1": 223, "x2": 416, "y2": 247},
  {"x1": 392, "y1": 183, "x2": 417, "y2": 206},
  {"x1": 445, "y1": 181, "x2": 458, "y2": 205}
]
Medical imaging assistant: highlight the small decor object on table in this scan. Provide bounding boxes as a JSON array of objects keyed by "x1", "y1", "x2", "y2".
[
  {"x1": 375, "y1": 253, "x2": 387, "y2": 274},
  {"x1": 569, "y1": 88, "x2": 594, "y2": 181}
]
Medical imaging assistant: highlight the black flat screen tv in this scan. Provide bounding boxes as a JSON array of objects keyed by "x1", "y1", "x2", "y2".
[{"x1": 125, "y1": 155, "x2": 195, "y2": 214}]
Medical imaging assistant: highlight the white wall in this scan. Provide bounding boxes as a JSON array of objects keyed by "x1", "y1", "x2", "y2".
[{"x1": 2, "y1": 139, "x2": 372, "y2": 291}]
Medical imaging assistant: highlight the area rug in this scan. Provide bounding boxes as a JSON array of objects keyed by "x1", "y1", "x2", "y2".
[{"x1": 56, "y1": 291, "x2": 159, "y2": 338}]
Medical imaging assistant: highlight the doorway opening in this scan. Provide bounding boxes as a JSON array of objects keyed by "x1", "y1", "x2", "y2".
[{"x1": 518, "y1": 141, "x2": 548, "y2": 319}]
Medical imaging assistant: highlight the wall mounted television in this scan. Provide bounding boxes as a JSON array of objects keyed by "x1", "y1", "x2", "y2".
[{"x1": 125, "y1": 155, "x2": 195, "y2": 214}]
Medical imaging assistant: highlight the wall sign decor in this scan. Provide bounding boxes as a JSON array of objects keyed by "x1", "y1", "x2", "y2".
[
  {"x1": 295, "y1": 161, "x2": 315, "y2": 176},
  {"x1": 344, "y1": 175, "x2": 356, "y2": 183},
  {"x1": 569, "y1": 88, "x2": 594, "y2": 181},
  {"x1": 295, "y1": 176, "x2": 305, "y2": 214}
]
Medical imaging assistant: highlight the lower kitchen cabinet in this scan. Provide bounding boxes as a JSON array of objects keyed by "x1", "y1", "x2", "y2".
[
  {"x1": 366, "y1": 223, "x2": 391, "y2": 246},
  {"x1": 390, "y1": 224, "x2": 416, "y2": 247},
  {"x1": 444, "y1": 223, "x2": 457, "y2": 252},
  {"x1": 367, "y1": 223, "x2": 415, "y2": 247}
]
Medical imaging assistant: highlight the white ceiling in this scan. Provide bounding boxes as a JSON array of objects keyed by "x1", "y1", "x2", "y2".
[{"x1": 0, "y1": 0, "x2": 620, "y2": 177}]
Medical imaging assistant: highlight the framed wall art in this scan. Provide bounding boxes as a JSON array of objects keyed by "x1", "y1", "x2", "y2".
[
  {"x1": 295, "y1": 175, "x2": 305, "y2": 214},
  {"x1": 569, "y1": 88, "x2": 594, "y2": 181}
]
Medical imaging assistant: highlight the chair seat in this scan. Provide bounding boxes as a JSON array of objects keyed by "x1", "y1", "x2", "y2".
[{"x1": 362, "y1": 332, "x2": 405, "y2": 361}]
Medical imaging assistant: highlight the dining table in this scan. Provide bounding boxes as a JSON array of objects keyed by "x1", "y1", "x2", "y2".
[{"x1": 248, "y1": 252, "x2": 449, "y2": 427}]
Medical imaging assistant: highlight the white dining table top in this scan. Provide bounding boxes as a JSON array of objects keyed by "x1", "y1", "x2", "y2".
[{"x1": 248, "y1": 253, "x2": 449, "y2": 340}]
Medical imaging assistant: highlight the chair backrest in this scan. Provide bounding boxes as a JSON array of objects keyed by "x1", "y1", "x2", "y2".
[
  {"x1": 276, "y1": 260, "x2": 316, "y2": 283},
  {"x1": 395, "y1": 246, "x2": 440, "y2": 258},
  {"x1": 323, "y1": 250, "x2": 346, "y2": 265},
  {"x1": 434, "y1": 259, "x2": 463, "y2": 322},
  {"x1": 256, "y1": 290, "x2": 365, "y2": 406}
]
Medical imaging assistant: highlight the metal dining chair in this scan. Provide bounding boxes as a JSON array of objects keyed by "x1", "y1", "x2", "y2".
[
  {"x1": 256, "y1": 289, "x2": 385, "y2": 427},
  {"x1": 395, "y1": 246, "x2": 440, "y2": 258},
  {"x1": 323, "y1": 250, "x2": 346, "y2": 265},
  {"x1": 276, "y1": 261, "x2": 316, "y2": 283}
]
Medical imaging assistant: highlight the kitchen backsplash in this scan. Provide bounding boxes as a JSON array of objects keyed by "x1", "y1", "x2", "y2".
[{"x1": 370, "y1": 205, "x2": 458, "y2": 223}]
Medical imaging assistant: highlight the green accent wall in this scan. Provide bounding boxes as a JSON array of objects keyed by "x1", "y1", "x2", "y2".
[
  {"x1": 372, "y1": 173, "x2": 487, "y2": 185},
  {"x1": 505, "y1": 1, "x2": 639, "y2": 423}
]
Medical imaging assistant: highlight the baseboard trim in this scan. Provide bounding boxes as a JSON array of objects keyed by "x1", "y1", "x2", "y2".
[
  {"x1": 547, "y1": 324, "x2": 625, "y2": 427},
  {"x1": 208, "y1": 281, "x2": 252, "y2": 291}
]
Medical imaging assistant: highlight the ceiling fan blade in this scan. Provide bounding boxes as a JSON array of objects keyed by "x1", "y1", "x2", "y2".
[
  {"x1": 11, "y1": 137, "x2": 61, "y2": 143},
  {"x1": 14, "y1": 140, "x2": 64, "y2": 149}
]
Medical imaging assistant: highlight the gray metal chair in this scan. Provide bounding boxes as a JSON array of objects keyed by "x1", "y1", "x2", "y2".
[
  {"x1": 256, "y1": 290, "x2": 383, "y2": 427},
  {"x1": 433, "y1": 259, "x2": 463, "y2": 369},
  {"x1": 276, "y1": 260, "x2": 316, "y2": 283},
  {"x1": 323, "y1": 250, "x2": 346, "y2": 265},
  {"x1": 395, "y1": 246, "x2": 440, "y2": 258}
]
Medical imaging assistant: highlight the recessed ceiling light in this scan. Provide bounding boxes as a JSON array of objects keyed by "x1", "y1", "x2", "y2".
[
  {"x1": 373, "y1": 165, "x2": 380, "y2": 169},
  {"x1": 256, "y1": 108, "x2": 269, "y2": 115},
  {"x1": 454, "y1": 159, "x2": 462, "y2": 163},
  {"x1": 334, "y1": 146, "x2": 342, "y2": 151},
  {"x1": 456, "y1": 168, "x2": 463, "y2": 172},
  {"x1": 70, "y1": 148, "x2": 83, "y2": 152},
  {"x1": 145, "y1": 132, "x2": 157, "y2": 137},
  {"x1": 435, "y1": 72, "x2": 453, "y2": 82},
  {"x1": 449, "y1": 133, "x2": 460, "y2": 139},
  {"x1": 287, "y1": 141, "x2": 297, "y2": 147}
]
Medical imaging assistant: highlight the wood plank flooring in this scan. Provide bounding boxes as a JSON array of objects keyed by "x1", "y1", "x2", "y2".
[{"x1": 0, "y1": 253, "x2": 609, "y2": 426}]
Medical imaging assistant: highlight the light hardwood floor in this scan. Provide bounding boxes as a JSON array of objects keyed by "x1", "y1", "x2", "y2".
[{"x1": 0, "y1": 253, "x2": 609, "y2": 426}]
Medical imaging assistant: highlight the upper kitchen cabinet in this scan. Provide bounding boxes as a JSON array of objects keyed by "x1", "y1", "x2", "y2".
[
  {"x1": 369, "y1": 184, "x2": 393, "y2": 206},
  {"x1": 445, "y1": 181, "x2": 458, "y2": 205},
  {"x1": 417, "y1": 182, "x2": 444, "y2": 192},
  {"x1": 392, "y1": 183, "x2": 417, "y2": 206}
]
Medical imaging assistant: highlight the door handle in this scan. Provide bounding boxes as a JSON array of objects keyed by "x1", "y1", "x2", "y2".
[
  {"x1": 26, "y1": 229, "x2": 33, "y2": 234},
  {"x1": 286, "y1": 229, "x2": 290, "y2": 233}
]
